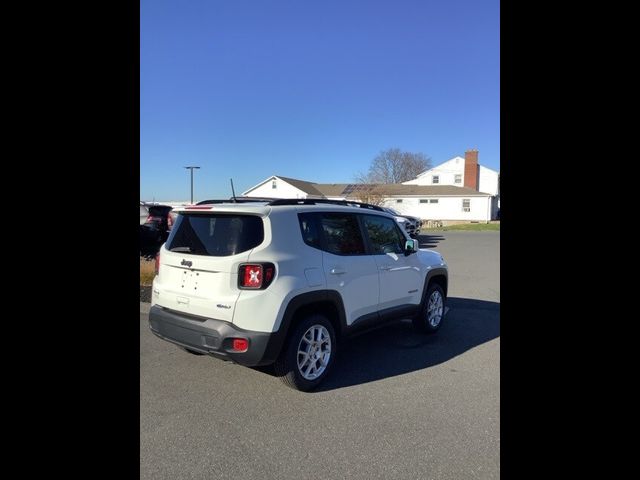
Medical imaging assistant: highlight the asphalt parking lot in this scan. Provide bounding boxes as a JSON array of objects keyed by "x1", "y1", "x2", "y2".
[{"x1": 140, "y1": 231, "x2": 500, "y2": 480}]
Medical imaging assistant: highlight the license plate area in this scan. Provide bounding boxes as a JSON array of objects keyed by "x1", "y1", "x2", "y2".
[{"x1": 180, "y1": 269, "x2": 201, "y2": 293}]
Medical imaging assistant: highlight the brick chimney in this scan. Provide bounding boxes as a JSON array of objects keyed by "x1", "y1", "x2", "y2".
[{"x1": 464, "y1": 149, "x2": 479, "y2": 190}]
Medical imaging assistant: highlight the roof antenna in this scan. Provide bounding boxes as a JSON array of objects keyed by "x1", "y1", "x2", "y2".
[{"x1": 230, "y1": 178, "x2": 237, "y2": 202}]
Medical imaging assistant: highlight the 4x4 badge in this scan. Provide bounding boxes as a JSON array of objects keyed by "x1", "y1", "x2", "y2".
[{"x1": 181, "y1": 259, "x2": 193, "y2": 268}]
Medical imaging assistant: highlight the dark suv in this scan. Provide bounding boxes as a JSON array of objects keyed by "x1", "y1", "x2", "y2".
[{"x1": 140, "y1": 205, "x2": 175, "y2": 257}]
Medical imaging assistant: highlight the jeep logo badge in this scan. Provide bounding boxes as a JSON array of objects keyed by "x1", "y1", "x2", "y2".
[{"x1": 181, "y1": 259, "x2": 193, "y2": 268}]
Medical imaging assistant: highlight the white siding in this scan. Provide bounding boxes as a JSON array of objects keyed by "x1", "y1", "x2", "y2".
[
  {"x1": 382, "y1": 196, "x2": 493, "y2": 222},
  {"x1": 478, "y1": 165, "x2": 499, "y2": 195},
  {"x1": 404, "y1": 157, "x2": 499, "y2": 195},
  {"x1": 244, "y1": 177, "x2": 308, "y2": 198},
  {"x1": 403, "y1": 157, "x2": 464, "y2": 186},
  {"x1": 383, "y1": 197, "x2": 422, "y2": 215}
]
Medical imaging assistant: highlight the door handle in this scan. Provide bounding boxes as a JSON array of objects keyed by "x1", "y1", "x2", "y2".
[
  {"x1": 379, "y1": 265, "x2": 392, "y2": 271},
  {"x1": 330, "y1": 268, "x2": 346, "y2": 275}
]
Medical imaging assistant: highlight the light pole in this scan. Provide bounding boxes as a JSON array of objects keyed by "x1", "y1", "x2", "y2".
[{"x1": 184, "y1": 166, "x2": 200, "y2": 204}]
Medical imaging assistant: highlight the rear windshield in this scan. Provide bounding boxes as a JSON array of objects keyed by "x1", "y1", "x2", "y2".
[
  {"x1": 166, "y1": 214, "x2": 264, "y2": 256},
  {"x1": 148, "y1": 206, "x2": 172, "y2": 216}
]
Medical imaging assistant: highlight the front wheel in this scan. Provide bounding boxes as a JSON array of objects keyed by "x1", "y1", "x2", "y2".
[
  {"x1": 412, "y1": 283, "x2": 446, "y2": 334},
  {"x1": 274, "y1": 314, "x2": 337, "y2": 391}
]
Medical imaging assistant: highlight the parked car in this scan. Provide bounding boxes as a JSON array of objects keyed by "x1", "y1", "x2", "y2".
[
  {"x1": 140, "y1": 203, "x2": 150, "y2": 225},
  {"x1": 140, "y1": 205, "x2": 175, "y2": 257},
  {"x1": 149, "y1": 198, "x2": 448, "y2": 391},
  {"x1": 382, "y1": 207, "x2": 421, "y2": 238}
]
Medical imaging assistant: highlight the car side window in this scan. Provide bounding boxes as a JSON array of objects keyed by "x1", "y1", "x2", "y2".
[
  {"x1": 319, "y1": 213, "x2": 366, "y2": 255},
  {"x1": 299, "y1": 212, "x2": 376, "y2": 256},
  {"x1": 362, "y1": 215, "x2": 405, "y2": 255},
  {"x1": 298, "y1": 213, "x2": 322, "y2": 249}
]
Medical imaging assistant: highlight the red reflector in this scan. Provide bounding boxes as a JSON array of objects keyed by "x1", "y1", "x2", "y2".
[
  {"x1": 232, "y1": 338, "x2": 249, "y2": 352},
  {"x1": 264, "y1": 266, "x2": 274, "y2": 284},
  {"x1": 242, "y1": 264, "x2": 263, "y2": 288}
]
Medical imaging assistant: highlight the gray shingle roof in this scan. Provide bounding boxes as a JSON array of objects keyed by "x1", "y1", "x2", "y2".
[
  {"x1": 358, "y1": 184, "x2": 491, "y2": 196},
  {"x1": 275, "y1": 176, "x2": 326, "y2": 197},
  {"x1": 274, "y1": 176, "x2": 491, "y2": 197}
]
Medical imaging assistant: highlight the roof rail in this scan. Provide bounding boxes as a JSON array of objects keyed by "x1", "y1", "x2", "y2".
[
  {"x1": 196, "y1": 197, "x2": 277, "y2": 205},
  {"x1": 268, "y1": 198, "x2": 384, "y2": 211}
]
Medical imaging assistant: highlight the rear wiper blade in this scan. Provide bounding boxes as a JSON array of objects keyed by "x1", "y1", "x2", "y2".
[{"x1": 169, "y1": 247, "x2": 193, "y2": 252}]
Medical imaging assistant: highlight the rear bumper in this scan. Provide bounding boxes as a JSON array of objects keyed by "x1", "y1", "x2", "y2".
[{"x1": 148, "y1": 305, "x2": 280, "y2": 366}]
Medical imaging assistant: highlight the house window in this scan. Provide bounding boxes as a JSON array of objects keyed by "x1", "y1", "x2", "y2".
[
  {"x1": 420, "y1": 199, "x2": 428, "y2": 204},
  {"x1": 454, "y1": 174, "x2": 462, "y2": 184},
  {"x1": 396, "y1": 199, "x2": 403, "y2": 204},
  {"x1": 272, "y1": 180, "x2": 277, "y2": 189},
  {"x1": 429, "y1": 199, "x2": 438, "y2": 204},
  {"x1": 462, "y1": 199, "x2": 470, "y2": 212},
  {"x1": 432, "y1": 175, "x2": 439, "y2": 184}
]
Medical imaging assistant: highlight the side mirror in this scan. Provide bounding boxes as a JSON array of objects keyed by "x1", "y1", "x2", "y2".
[{"x1": 404, "y1": 239, "x2": 418, "y2": 255}]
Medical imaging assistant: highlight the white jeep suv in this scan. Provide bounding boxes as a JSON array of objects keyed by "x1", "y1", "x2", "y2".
[{"x1": 149, "y1": 199, "x2": 448, "y2": 391}]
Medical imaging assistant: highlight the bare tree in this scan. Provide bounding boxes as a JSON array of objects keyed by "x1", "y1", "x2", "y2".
[
  {"x1": 357, "y1": 148, "x2": 431, "y2": 184},
  {"x1": 350, "y1": 184, "x2": 387, "y2": 206}
]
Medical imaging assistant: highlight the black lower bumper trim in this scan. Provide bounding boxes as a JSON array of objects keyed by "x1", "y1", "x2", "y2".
[{"x1": 148, "y1": 305, "x2": 278, "y2": 366}]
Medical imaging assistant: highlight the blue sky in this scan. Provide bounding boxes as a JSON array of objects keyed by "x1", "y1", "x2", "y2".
[{"x1": 141, "y1": 0, "x2": 499, "y2": 201}]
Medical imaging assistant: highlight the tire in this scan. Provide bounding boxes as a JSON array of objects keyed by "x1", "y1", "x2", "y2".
[
  {"x1": 412, "y1": 282, "x2": 446, "y2": 334},
  {"x1": 274, "y1": 314, "x2": 337, "y2": 391},
  {"x1": 183, "y1": 347, "x2": 205, "y2": 356}
]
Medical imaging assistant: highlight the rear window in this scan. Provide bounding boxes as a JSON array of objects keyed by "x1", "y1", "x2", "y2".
[
  {"x1": 148, "y1": 206, "x2": 172, "y2": 216},
  {"x1": 166, "y1": 214, "x2": 264, "y2": 256}
]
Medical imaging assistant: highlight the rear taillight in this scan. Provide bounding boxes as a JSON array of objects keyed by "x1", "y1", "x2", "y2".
[
  {"x1": 238, "y1": 263, "x2": 275, "y2": 290},
  {"x1": 155, "y1": 252, "x2": 160, "y2": 275}
]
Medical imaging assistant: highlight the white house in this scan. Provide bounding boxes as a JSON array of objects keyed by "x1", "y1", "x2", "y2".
[
  {"x1": 241, "y1": 176, "x2": 326, "y2": 199},
  {"x1": 403, "y1": 149, "x2": 500, "y2": 197},
  {"x1": 241, "y1": 150, "x2": 499, "y2": 223},
  {"x1": 244, "y1": 179, "x2": 496, "y2": 223},
  {"x1": 376, "y1": 185, "x2": 494, "y2": 223}
]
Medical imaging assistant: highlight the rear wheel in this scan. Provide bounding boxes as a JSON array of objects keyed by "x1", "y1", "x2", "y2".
[
  {"x1": 412, "y1": 283, "x2": 445, "y2": 334},
  {"x1": 274, "y1": 314, "x2": 336, "y2": 391}
]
